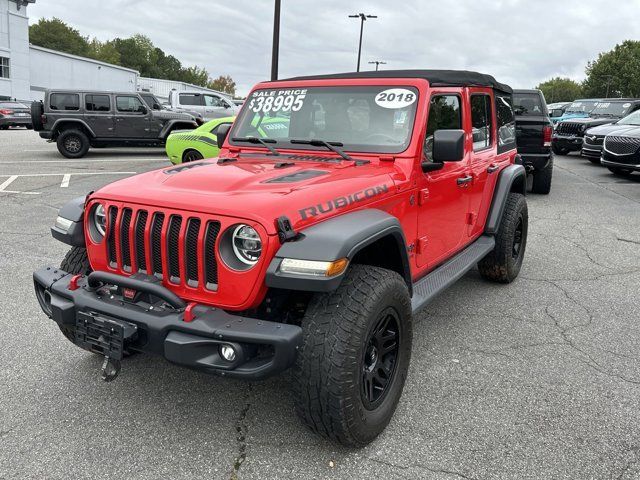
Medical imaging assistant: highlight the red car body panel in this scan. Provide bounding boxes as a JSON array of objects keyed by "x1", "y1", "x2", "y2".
[{"x1": 84, "y1": 77, "x2": 517, "y2": 310}]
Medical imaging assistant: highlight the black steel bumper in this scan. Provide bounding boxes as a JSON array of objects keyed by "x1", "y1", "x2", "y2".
[
  {"x1": 553, "y1": 135, "x2": 583, "y2": 152},
  {"x1": 39, "y1": 131, "x2": 52, "y2": 139},
  {"x1": 33, "y1": 267, "x2": 302, "y2": 380},
  {"x1": 519, "y1": 152, "x2": 552, "y2": 172}
]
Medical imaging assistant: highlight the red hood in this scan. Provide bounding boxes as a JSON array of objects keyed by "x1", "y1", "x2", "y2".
[{"x1": 92, "y1": 156, "x2": 408, "y2": 234}]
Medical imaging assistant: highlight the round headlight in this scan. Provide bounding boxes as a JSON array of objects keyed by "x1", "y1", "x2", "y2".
[
  {"x1": 232, "y1": 225, "x2": 262, "y2": 265},
  {"x1": 94, "y1": 204, "x2": 107, "y2": 236}
]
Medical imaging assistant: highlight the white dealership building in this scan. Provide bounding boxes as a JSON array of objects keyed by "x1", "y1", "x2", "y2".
[{"x1": 0, "y1": 0, "x2": 225, "y2": 102}]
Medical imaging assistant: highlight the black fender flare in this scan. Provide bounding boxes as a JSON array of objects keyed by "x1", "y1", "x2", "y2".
[
  {"x1": 485, "y1": 164, "x2": 526, "y2": 235},
  {"x1": 160, "y1": 120, "x2": 198, "y2": 139},
  {"x1": 51, "y1": 119, "x2": 96, "y2": 138},
  {"x1": 266, "y1": 209, "x2": 412, "y2": 294},
  {"x1": 51, "y1": 196, "x2": 87, "y2": 247}
]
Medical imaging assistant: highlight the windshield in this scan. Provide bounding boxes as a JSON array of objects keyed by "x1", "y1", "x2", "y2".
[
  {"x1": 590, "y1": 101, "x2": 633, "y2": 117},
  {"x1": 231, "y1": 86, "x2": 419, "y2": 154},
  {"x1": 616, "y1": 109, "x2": 640, "y2": 126},
  {"x1": 513, "y1": 93, "x2": 545, "y2": 116},
  {"x1": 565, "y1": 101, "x2": 599, "y2": 114}
]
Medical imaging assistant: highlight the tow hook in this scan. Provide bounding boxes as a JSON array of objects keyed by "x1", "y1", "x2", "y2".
[{"x1": 101, "y1": 356, "x2": 121, "y2": 382}]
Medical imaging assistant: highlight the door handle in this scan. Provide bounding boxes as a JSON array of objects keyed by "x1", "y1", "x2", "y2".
[
  {"x1": 457, "y1": 175, "x2": 473, "y2": 186},
  {"x1": 487, "y1": 164, "x2": 500, "y2": 173}
]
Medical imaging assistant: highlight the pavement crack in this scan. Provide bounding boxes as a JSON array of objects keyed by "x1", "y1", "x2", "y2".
[
  {"x1": 617, "y1": 236, "x2": 640, "y2": 246},
  {"x1": 229, "y1": 384, "x2": 252, "y2": 480},
  {"x1": 367, "y1": 457, "x2": 479, "y2": 479}
]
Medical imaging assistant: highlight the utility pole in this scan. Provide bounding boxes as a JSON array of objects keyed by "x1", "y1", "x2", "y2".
[
  {"x1": 368, "y1": 61, "x2": 387, "y2": 71},
  {"x1": 271, "y1": 0, "x2": 281, "y2": 81},
  {"x1": 349, "y1": 13, "x2": 377, "y2": 72}
]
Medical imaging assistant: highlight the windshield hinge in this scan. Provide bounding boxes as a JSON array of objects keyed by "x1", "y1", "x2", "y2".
[{"x1": 276, "y1": 216, "x2": 298, "y2": 243}]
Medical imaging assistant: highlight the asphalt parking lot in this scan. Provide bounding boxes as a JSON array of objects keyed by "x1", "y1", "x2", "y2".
[{"x1": 1, "y1": 128, "x2": 639, "y2": 480}]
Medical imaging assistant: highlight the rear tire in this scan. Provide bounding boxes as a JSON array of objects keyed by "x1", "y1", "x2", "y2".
[
  {"x1": 58, "y1": 247, "x2": 92, "y2": 343},
  {"x1": 57, "y1": 129, "x2": 90, "y2": 159},
  {"x1": 478, "y1": 193, "x2": 528, "y2": 283},
  {"x1": 183, "y1": 149, "x2": 204, "y2": 162},
  {"x1": 293, "y1": 265, "x2": 412, "y2": 447},
  {"x1": 531, "y1": 158, "x2": 553, "y2": 195}
]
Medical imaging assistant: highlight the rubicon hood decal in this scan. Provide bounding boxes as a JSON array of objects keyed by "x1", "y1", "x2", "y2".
[{"x1": 299, "y1": 184, "x2": 389, "y2": 220}]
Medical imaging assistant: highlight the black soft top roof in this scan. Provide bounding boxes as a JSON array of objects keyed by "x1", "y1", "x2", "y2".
[{"x1": 279, "y1": 69, "x2": 513, "y2": 94}]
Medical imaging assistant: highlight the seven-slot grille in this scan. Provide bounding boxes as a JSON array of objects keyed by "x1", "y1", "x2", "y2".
[
  {"x1": 556, "y1": 122, "x2": 583, "y2": 136},
  {"x1": 604, "y1": 136, "x2": 640, "y2": 156},
  {"x1": 106, "y1": 207, "x2": 221, "y2": 290}
]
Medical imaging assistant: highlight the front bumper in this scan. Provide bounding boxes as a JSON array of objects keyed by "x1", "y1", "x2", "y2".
[
  {"x1": 581, "y1": 144, "x2": 603, "y2": 159},
  {"x1": 553, "y1": 134, "x2": 583, "y2": 152},
  {"x1": 601, "y1": 157, "x2": 640, "y2": 172},
  {"x1": 33, "y1": 267, "x2": 302, "y2": 380}
]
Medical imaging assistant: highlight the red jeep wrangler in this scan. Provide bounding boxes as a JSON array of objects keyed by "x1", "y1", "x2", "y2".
[{"x1": 34, "y1": 70, "x2": 528, "y2": 447}]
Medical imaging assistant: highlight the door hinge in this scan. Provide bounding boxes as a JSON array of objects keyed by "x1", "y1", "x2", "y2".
[
  {"x1": 418, "y1": 188, "x2": 429, "y2": 205},
  {"x1": 466, "y1": 212, "x2": 477, "y2": 225}
]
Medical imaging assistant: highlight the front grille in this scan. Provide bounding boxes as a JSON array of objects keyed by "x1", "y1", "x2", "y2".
[
  {"x1": 105, "y1": 207, "x2": 221, "y2": 291},
  {"x1": 584, "y1": 135, "x2": 604, "y2": 146},
  {"x1": 556, "y1": 122, "x2": 583, "y2": 136},
  {"x1": 605, "y1": 136, "x2": 640, "y2": 155}
]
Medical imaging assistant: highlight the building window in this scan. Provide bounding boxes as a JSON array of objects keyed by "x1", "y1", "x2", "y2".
[{"x1": 0, "y1": 57, "x2": 9, "y2": 79}]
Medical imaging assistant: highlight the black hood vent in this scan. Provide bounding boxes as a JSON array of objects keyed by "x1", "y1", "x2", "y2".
[{"x1": 265, "y1": 169, "x2": 328, "y2": 183}]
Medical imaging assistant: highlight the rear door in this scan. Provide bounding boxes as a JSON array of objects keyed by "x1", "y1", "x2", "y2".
[
  {"x1": 84, "y1": 94, "x2": 114, "y2": 137},
  {"x1": 115, "y1": 95, "x2": 150, "y2": 138},
  {"x1": 179, "y1": 93, "x2": 205, "y2": 118}
]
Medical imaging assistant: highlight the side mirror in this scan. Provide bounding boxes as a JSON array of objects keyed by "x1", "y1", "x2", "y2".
[
  {"x1": 153, "y1": 103, "x2": 161, "y2": 110},
  {"x1": 551, "y1": 109, "x2": 563, "y2": 118},
  {"x1": 432, "y1": 129, "x2": 465, "y2": 163},
  {"x1": 216, "y1": 123, "x2": 232, "y2": 147},
  {"x1": 140, "y1": 106, "x2": 148, "y2": 115}
]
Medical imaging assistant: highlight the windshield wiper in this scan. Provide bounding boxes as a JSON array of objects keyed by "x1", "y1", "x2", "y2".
[
  {"x1": 290, "y1": 139, "x2": 353, "y2": 161},
  {"x1": 232, "y1": 136, "x2": 280, "y2": 156}
]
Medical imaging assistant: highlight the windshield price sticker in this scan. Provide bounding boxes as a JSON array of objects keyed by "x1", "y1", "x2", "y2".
[
  {"x1": 249, "y1": 89, "x2": 307, "y2": 113},
  {"x1": 623, "y1": 103, "x2": 632, "y2": 108},
  {"x1": 375, "y1": 88, "x2": 417, "y2": 109}
]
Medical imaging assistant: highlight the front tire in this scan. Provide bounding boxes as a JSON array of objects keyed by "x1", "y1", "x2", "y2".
[
  {"x1": 293, "y1": 265, "x2": 412, "y2": 447},
  {"x1": 57, "y1": 129, "x2": 90, "y2": 159},
  {"x1": 531, "y1": 158, "x2": 553, "y2": 195},
  {"x1": 478, "y1": 193, "x2": 528, "y2": 283}
]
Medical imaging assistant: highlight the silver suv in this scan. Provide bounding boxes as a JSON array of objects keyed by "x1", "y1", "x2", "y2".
[{"x1": 32, "y1": 90, "x2": 199, "y2": 158}]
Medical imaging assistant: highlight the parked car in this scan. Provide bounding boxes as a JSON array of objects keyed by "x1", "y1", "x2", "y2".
[
  {"x1": 0, "y1": 100, "x2": 32, "y2": 129},
  {"x1": 547, "y1": 102, "x2": 570, "y2": 122},
  {"x1": 513, "y1": 89, "x2": 554, "y2": 194},
  {"x1": 165, "y1": 116, "x2": 235, "y2": 164},
  {"x1": 31, "y1": 90, "x2": 199, "y2": 158},
  {"x1": 582, "y1": 109, "x2": 640, "y2": 163},
  {"x1": 167, "y1": 90, "x2": 239, "y2": 121},
  {"x1": 34, "y1": 70, "x2": 528, "y2": 447},
  {"x1": 551, "y1": 98, "x2": 601, "y2": 125},
  {"x1": 139, "y1": 92, "x2": 205, "y2": 125},
  {"x1": 552, "y1": 99, "x2": 640, "y2": 155},
  {"x1": 601, "y1": 129, "x2": 640, "y2": 176}
]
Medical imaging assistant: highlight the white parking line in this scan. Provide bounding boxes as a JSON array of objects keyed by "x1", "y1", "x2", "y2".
[
  {"x1": 60, "y1": 174, "x2": 71, "y2": 188},
  {"x1": 0, "y1": 175, "x2": 18, "y2": 191},
  {"x1": 0, "y1": 158, "x2": 166, "y2": 164},
  {"x1": 0, "y1": 171, "x2": 136, "y2": 195}
]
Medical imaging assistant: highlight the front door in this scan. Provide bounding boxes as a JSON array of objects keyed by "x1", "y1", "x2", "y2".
[
  {"x1": 204, "y1": 94, "x2": 231, "y2": 120},
  {"x1": 84, "y1": 94, "x2": 114, "y2": 137},
  {"x1": 416, "y1": 92, "x2": 472, "y2": 269},
  {"x1": 115, "y1": 95, "x2": 149, "y2": 138}
]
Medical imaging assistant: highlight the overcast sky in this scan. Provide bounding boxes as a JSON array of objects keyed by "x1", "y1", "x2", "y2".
[{"x1": 28, "y1": 0, "x2": 640, "y2": 95}]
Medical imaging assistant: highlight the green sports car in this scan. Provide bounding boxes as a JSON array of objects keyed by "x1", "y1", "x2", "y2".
[{"x1": 165, "y1": 116, "x2": 235, "y2": 164}]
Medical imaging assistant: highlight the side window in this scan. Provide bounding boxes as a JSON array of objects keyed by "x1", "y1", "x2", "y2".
[
  {"x1": 471, "y1": 94, "x2": 493, "y2": 151},
  {"x1": 0, "y1": 57, "x2": 10, "y2": 79},
  {"x1": 180, "y1": 94, "x2": 202, "y2": 106},
  {"x1": 205, "y1": 95, "x2": 224, "y2": 107},
  {"x1": 423, "y1": 95, "x2": 461, "y2": 162},
  {"x1": 496, "y1": 94, "x2": 516, "y2": 153},
  {"x1": 116, "y1": 96, "x2": 145, "y2": 113},
  {"x1": 210, "y1": 122, "x2": 232, "y2": 135},
  {"x1": 50, "y1": 93, "x2": 80, "y2": 111},
  {"x1": 85, "y1": 95, "x2": 110, "y2": 112}
]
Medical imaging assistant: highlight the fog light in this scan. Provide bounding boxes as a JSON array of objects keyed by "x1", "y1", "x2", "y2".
[{"x1": 220, "y1": 344, "x2": 236, "y2": 362}]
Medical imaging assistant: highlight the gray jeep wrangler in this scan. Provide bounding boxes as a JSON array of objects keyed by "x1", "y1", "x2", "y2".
[{"x1": 31, "y1": 90, "x2": 199, "y2": 158}]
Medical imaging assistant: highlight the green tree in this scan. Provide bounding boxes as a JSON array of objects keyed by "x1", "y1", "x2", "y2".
[
  {"x1": 111, "y1": 34, "x2": 160, "y2": 76},
  {"x1": 29, "y1": 18, "x2": 90, "y2": 57},
  {"x1": 88, "y1": 39, "x2": 121, "y2": 65},
  {"x1": 583, "y1": 40, "x2": 640, "y2": 98},
  {"x1": 208, "y1": 75, "x2": 237, "y2": 95},
  {"x1": 180, "y1": 65, "x2": 210, "y2": 87},
  {"x1": 536, "y1": 77, "x2": 583, "y2": 103}
]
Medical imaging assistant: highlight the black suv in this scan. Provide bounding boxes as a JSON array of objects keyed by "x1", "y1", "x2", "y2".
[
  {"x1": 553, "y1": 99, "x2": 640, "y2": 155},
  {"x1": 513, "y1": 89, "x2": 554, "y2": 194},
  {"x1": 32, "y1": 90, "x2": 199, "y2": 158}
]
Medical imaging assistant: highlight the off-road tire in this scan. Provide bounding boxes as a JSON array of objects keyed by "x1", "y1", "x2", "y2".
[
  {"x1": 57, "y1": 247, "x2": 92, "y2": 342},
  {"x1": 293, "y1": 265, "x2": 413, "y2": 447},
  {"x1": 30, "y1": 101, "x2": 45, "y2": 131},
  {"x1": 183, "y1": 149, "x2": 204, "y2": 162},
  {"x1": 552, "y1": 144, "x2": 569, "y2": 156},
  {"x1": 57, "y1": 129, "x2": 90, "y2": 159},
  {"x1": 531, "y1": 158, "x2": 553, "y2": 195},
  {"x1": 478, "y1": 193, "x2": 528, "y2": 283},
  {"x1": 607, "y1": 167, "x2": 633, "y2": 176}
]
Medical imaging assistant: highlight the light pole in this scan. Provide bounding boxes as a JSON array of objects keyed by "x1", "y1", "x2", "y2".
[
  {"x1": 368, "y1": 61, "x2": 387, "y2": 71},
  {"x1": 271, "y1": 0, "x2": 281, "y2": 81},
  {"x1": 349, "y1": 13, "x2": 377, "y2": 72}
]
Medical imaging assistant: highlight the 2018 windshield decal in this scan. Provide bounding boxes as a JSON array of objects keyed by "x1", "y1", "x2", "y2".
[{"x1": 299, "y1": 184, "x2": 389, "y2": 220}]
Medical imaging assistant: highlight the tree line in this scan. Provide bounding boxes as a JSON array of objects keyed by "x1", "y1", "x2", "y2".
[
  {"x1": 29, "y1": 18, "x2": 236, "y2": 95},
  {"x1": 536, "y1": 40, "x2": 640, "y2": 103}
]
